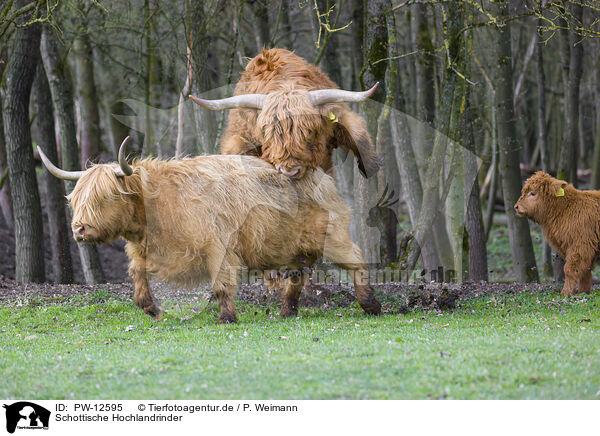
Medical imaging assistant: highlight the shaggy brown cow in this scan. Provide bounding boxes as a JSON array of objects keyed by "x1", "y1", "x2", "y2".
[
  {"x1": 38, "y1": 137, "x2": 381, "y2": 323},
  {"x1": 189, "y1": 48, "x2": 382, "y2": 179},
  {"x1": 514, "y1": 171, "x2": 600, "y2": 295}
]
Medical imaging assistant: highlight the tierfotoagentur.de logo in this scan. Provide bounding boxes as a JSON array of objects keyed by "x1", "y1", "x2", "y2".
[{"x1": 2, "y1": 402, "x2": 50, "y2": 434}]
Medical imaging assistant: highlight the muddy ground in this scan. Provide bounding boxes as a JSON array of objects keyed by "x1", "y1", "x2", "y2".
[{"x1": 0, "y1": 268, "x2": 566, "y2": 314}]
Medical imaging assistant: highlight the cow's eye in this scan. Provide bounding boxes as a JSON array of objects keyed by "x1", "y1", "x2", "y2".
[{"x1": 528, "y1": 191, "x2": 535, "y2": 197}]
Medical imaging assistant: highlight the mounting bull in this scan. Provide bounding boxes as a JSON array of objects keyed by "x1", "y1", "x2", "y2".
[{"x1": 190, "y1": 48, "x2": 382, "y2": 179}]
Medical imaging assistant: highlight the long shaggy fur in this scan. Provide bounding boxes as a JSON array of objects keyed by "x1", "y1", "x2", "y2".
[
  {"x1": 221, "y1": 48, "x2": 382, "y2": 178},
  {"x1": 515, "y1": 171, "x2": 600, "y2": 295},
  {"x1": 67, "y1": 154, "x2": 381, "y2": 322}
]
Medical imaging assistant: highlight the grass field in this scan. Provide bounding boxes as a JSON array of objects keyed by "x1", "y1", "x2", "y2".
[{"x1": 1, "y1": 287, "x2": 599, "y2": 399}]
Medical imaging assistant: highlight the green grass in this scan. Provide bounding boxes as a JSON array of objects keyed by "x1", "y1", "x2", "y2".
[{"x1": 1, "y1": 289, "x2": 599, "y2": 399}]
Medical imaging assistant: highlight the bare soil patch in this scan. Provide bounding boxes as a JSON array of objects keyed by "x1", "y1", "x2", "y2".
[{"x1": 0, "y1": 272, "x2": 563, "y2": 313}]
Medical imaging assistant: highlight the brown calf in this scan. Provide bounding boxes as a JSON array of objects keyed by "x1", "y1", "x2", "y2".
[{"x1": 515, "y1": 171, "x2": 600, "y2": 295}]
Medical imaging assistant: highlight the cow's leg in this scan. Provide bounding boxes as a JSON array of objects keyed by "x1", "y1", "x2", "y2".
[
  {"x1": 279, "y1": 271, "x2": 306, "y2": 318},
  {"x1": 324, "y1": 238, "x2": 381, "y2": 315},
  {"x1": 562, "y1": 250, "x2": 593, "y2": 296},
  {"x1": 129, "y1": 258, "x2": 162, "y2": 320},
  {"x1": 264, "y1": 270, "x2": 283, "y2": 295},
  {"x1": 562, "y1": 261, "x2": 579, "y2": 296},
  {"x1": 579, "y1": 268, "x2": 593, "y2": 294},
  {"x1": 209, "y1": 253, "x2": 240, "y2": 323},
  {"x1": 213, "y1": 282, "x2": 238, "y2": 323}
]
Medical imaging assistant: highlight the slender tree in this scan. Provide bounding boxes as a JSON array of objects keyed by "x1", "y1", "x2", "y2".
[
  {"x1": 33, "y1": 62, "x2": 74, "y2": 284},
  {"x1": 0, "y1": 98, "x2": 14, "y2": 230},
  {"x1": 190, "y1": 1, "x2": 219, "y2": 154},
  {"x1": 460, "y1": 5, "x2": 488, "y2": 282},
  {"x1": 41, "y1": 25, "x2": 106, "y2": 284},
  {"x1": 74, "y1": 30, "x2": 102, "y2": 168},
  {"x1": 492, "y1": 0, "x2": 538, "y2": 282},
  {"x1": 535, "y1": 4, "x2": 554, "y2": 278},
  {"x1": 1, "y1": 4, "x2": 45, "y2": 282},
  {"x1": 357, "y1": 0, "x2": 389, "y2": 263},
  {"x1": 558, "y1": 3, "x2": 583, "y2": 186}
]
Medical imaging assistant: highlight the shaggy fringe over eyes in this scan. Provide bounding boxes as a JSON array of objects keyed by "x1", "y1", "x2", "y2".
[
  {"x1": 67, "y1": 164, "x2": 139, "y2": 223},
  {"x1": 257, "y1": 85, "x2": 330, "y2": 169}
]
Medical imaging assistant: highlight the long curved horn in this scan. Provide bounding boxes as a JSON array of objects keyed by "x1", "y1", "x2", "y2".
[
  {"x1": 117, "y1": 136, "x2": 133, "y2": 176},
  {"x1": 188, "y1": 93, "x2": 266, "y2": 110},
  {"x1": 37, "y1": 147, "x2": 85, "y2": 181},
  {"x1": 308, "y1": 82, "x2": 379, "y2": 106}
]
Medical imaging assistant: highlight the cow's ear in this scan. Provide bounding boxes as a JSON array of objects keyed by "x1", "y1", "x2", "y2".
[
  {"x1": 553, "y1": 180, "x2": 567, "y2": 197},
  {"x1": 333, "y1": 111, "x2": 382, "y2": 178}
]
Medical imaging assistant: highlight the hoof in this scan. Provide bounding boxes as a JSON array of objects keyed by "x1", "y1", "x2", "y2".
[
  {"x1": 360, "y1": 297, "x2": 382, "y2": 315},
  {"x1": 280, "y1": 299, "x2": 298, "y2": 318},
  {"x1": 279, "y1": 308, "x2": 298, "y2": 318},
  {"x1": 145, "y1": 305, "x2": 163, "y2": 321},
  {"x1": 218, "y1": 312, "x2": 238, "y2": 324}
]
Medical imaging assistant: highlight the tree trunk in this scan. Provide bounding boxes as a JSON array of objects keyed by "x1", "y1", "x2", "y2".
[
  {"x1": 142, "y1": 0, "x2": 157, "y2": 157},
  {"x1": 250, "y1": 0, "x2": 269, "y2": 50},
  {"x1": 41, "y1": 25, "x2": 106, "y2": 284},
  {"x1": 536, "y1": 11, "x2": 553, "y2": 278},
  {"x1": 484, "y1": 88, "x2": 498, "y2": 241},
  {"x1": 461, "y1": 5, "x2": 487, "y2": 282},
  {"x1": 392, "y1": 110, "x2": 440, "y2": 271},
  {"x1": 406, "y1": 2, "x2": 468, "y2": 276},
  {"x1": 554, "y1": 4, "x2": 583, "y2": 282},
  {"x1": 314, "y1": 0, "x2": 342, "y2": 86},
  {"x1": 33, "y1": 62, "x2": 74, "y2": 284},
  {"x1": 108, "y1": 100, "x2": 131, "y2": 158},
  {"x1": 74, "y1": 32, "x2": 102, "y2": 168},
  {"x1": 465, "y1": 153, "x2": 488, "y2": 282},
  {"x1": 412, "y1": 1, "x2": 435, "y2": 162},
  {"x1": 558, "y1": 3, "x2": 583, "y2": 187},
  {"x1": 493, "y1": 0, "x2": 538, "y2": 283},
  {"x1": 357, "y1": 0, "x2": 389, "y2": 264},
  {"x1": 591, "y1": 39, "x2": 600, "y2": 190},
  {"x1": 1, "y1": 9, "x2": 45, "y2": 283},
  {"x1": 0, "y1": 96, "x2": 14, "y2": 230},
  {"x1": 191, "y1": 2, "x2": 218, "y2": 154},
  {"x1": 592, "y1": 53, "x2": 600, "y2": 189},
  {"x1": 350, "y1": 0, "x2": 364, "y2": 90},
  {"x1": 372, "y1": 3, "x2": 403, "y2": 264}
]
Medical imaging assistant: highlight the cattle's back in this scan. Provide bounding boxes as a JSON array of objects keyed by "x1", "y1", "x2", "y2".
[
  {"x1": 135, "y1": 155, "x2": 349, "y2": 276},
  {"x1": 136, "y1": 155, "x2": 348, "y2": 286}
]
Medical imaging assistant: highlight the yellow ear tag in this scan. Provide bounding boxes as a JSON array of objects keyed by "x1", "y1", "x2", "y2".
[
  {"x1": 556, "y1": 187, "x2": 565, "y2": 197},
  {"x1": 329, "y1": 112, "x2": 339, "y2": 123}
]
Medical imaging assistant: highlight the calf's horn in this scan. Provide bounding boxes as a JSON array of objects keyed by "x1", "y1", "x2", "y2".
[
  {"x1": 37, "y1": 147, "x2": 85, "y2": 181},
  {"x1": 188, "y1": 93, "x2": 266, "y2": 110},
  {"x1": 308, "y1": 82, "x2": 379, "y2": 106}
]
